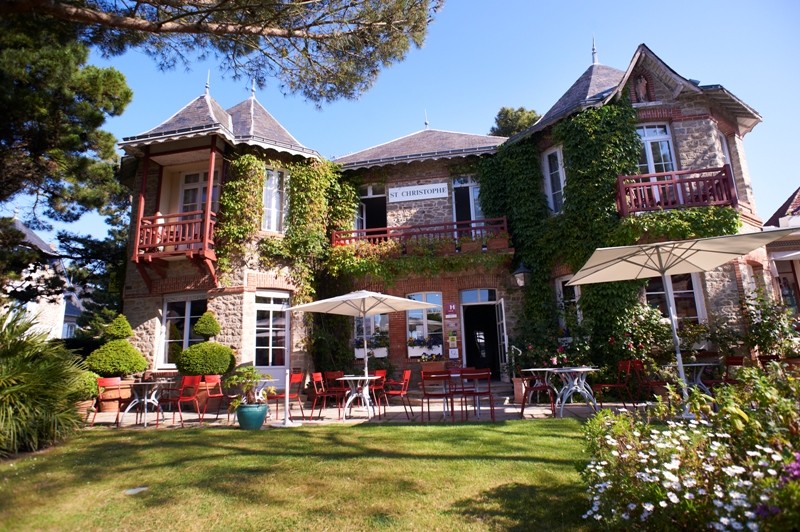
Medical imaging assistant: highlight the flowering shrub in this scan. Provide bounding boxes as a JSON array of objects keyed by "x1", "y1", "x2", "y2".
[
  {"x1": 420, "y1": 352, "x2": 444, "y2": 362},
  {"x1": 582, "y1": 363, "x2": 800, "y2": 530},
  {"x1": 607, "y1": 303, "x2": 673, "y2": 363},
  {"x1": 365, "y1": 331, "x2": 389, "y2": 349}
]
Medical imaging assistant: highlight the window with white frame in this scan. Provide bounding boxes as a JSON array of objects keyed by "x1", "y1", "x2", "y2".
[
  {"x1": 180, "y1": 171, "x2": 220, "y2": 214},
  {"x1": 542, "y1": 147, "x2": 566, "y2": 213},
  {"x1": 261, "y1": 167, "x2": 288, "y2": 232},
  {"x1": 740, "y1": 263, "x2": 758, "y2": 297},
  {"x1": 62, "y1": 322, "x2": 77, "y2": 339},
  {"x1": 354, "y1": 314, "x2": 389, "y2": 355},
  {"x1": 555, "y1": 275, "x2": 581, "y2": 334},
  {"x1": 645, "y1": 273, "x2": 705, "y2": 324},
  {"x1": 637, "y1": 125, "x2": 676, "y2": 175},
  {"x1": 254, "y1": 291, "x2": 290, "y2": 368},
  {"x1": 406, "y1": 292, "x2": 443, "y2": 356},
  {"x1": 162, "y1": 297, "x2": 208, "y2": 367}
]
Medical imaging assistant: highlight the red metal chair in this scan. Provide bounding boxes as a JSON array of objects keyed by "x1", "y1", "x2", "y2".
[
  {"x1": 457, "y1": 368, "x2": 495, "y2": 421},
  {"x1": 310, "y1": 372, "x2": 342, "y2": 420},
  {"x1": 706, "y1": 356, "x2": 745, "y2": 389},
  {"x1": 92, "y1": 377, "x2": 123, "y2": 427},
  {"x1": 369, "y1": 369, "x2": 388, "y2": 417},
  {"x1": 420, "y1": 370, "x2": 455, "y2": 422},
  {"x1": 383, "y1": 369, "x2": 414, "y2": 419},
  {"x1": 630, "y1": 360, "x2": 670, "y2": 404},
  {"x1": 324, "y1": 370, "x2": 349, "y2": 406},
  {"x1": 202, "y1": 375, "x2": 225, "y2": 421},
  {"x1": 591, "y1": 360, "x2": 636, "y2": 408},
  {"x1": 160, "y1": 375, "x2": 202, "y2": 427},
  {"x1": 517, "y1": 366, "x2": 555, "y2": 418},
  {"x1": 268, "y1": 370, "x2": 306, "y2": 421}
]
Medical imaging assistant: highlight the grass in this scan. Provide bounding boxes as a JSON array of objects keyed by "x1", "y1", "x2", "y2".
[{"x1": 0, "y1": 420, "x2": 590, "y2": 531}]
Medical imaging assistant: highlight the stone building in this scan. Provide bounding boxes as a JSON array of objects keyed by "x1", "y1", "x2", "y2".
[{"x1": 119, "y1": 43, "x2": 776, "y2": 381}]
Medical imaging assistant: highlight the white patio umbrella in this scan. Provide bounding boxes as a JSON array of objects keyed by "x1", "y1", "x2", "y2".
[
  {"x1": 568, "y1": 227, "x2": 798, "y2": 401},
  {"x1": 289, "y1": 290, "x2": 439, "y2": 377}
]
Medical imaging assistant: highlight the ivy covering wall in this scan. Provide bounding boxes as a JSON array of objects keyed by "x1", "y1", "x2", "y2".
[{"x1": 478, "y1": 98, "x2": 741, "y2": 365}]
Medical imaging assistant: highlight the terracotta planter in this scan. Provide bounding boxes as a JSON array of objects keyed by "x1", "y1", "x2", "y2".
[
  {"x1": 97, "y1": 381, "x2": 133, "y2": 412},
  {"x1": 75, "y1": 399, "x2": 95, "y2": 419},
  {"x1": 512, "y1": 377, "x2": 525, "y2": 404},
  {"x1": 420, "y1": 361, "x2": 447, "y2": 373}
]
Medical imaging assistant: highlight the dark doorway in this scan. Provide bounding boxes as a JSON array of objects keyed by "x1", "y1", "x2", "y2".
[{"x1": 463, "y1": 305, "x2": 500, "y2": 377}]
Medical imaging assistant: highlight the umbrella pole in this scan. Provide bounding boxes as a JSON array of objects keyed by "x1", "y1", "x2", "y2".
[
  {"x1": 663, "y1": 272, "x2": 690, "y2": 404},
  {"x1": 363, "y1": 312, "x2": 370, "y2": 378}
]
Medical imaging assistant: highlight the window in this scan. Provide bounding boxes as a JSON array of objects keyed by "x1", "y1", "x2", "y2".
[
  {"x1": 162, "y1": 298, "x2": 208, "y2": 368},
  {"x1": 460, "y1": 289, "x2": 496, "y2": 305},
  {"x1": 637, "y1": 125, "x2": 675, "y2": 174},
  {"x1": 180, "y1": 172, "x2": 220, "y2": 213},
  {"x1": 261, "y1": 167, "x2": 288, "y2": 232},
  {"x1": 407, "y1": 292, "x2": 443, "y2": 355},
  {"x1": 645, "y1": 274, "x2": 705, "y2": 324},
  {"x1": 555, "y1": 276, "x2": 581, "y2": 333},
  {"x1": 355, "y1": 184, "x2": 387, "y2": 233},
  {"x1": 453, "y1": 175, "x2": 483, "y2": 222},
  {"x1": 254, "y1": 291, "x2": 290, "y2": 368},
  {"x1": 355, "y1": 314, "x2": 389, "y2": 356},
  {"x1": 542, "y1": 147, "x2": 565, "y2": 213},
  {"x1": 62, "y1": 322, "x2": 76, "y2": 339}
]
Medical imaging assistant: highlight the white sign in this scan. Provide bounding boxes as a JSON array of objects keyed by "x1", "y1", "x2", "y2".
[{"x1": 388, "y1": 183, "x2": 449, "y2": 203}]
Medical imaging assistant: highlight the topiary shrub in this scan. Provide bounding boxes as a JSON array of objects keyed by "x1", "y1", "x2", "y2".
[
  {"x1": 103, "y1": 314, "x2": 134, "y2": 341},
  {"x1": 176, "y1": 342, "x2": 235, "y2": 376},
  {"x1": 73, "y1": 370, "x2": 100, "y2": 400},
  {"x1": 85, "y1": 339, "x2": 147, "y2": 377},
  {"x1": 193, "y1": 311, "x2": 221, "y2": 340}
]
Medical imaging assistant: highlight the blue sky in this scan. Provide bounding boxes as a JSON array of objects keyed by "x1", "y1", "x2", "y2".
[{"x1": 9, "y1": 0, "x2": 800, "y2": 243}]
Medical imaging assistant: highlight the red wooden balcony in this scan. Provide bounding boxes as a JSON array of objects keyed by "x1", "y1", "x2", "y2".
[
  {"x1": 617, "y1": 165, "x2": 738, "y2": 217},
  {"x1": 132, "y1": 210, "x2": 217, "y2": 290},
  {"x1": 331, "y1": 217, "x2": 510, "y2": 252}
]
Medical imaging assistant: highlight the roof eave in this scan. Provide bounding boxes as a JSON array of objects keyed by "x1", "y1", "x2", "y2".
[{"x1": 340, "y1": 145, "x2": 499, "y2": 171}]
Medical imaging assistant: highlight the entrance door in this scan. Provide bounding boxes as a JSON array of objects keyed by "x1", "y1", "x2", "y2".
[{"x1": 462, "y1": 305, "x2": 500, "y2": 376}]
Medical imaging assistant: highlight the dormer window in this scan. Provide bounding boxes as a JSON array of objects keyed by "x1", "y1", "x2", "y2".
[{"x1": 542, "y1": 147, "x2": 566, "y2": 213}]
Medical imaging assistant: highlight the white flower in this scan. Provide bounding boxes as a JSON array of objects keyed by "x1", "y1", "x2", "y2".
[
  {"x1": 642, "y1": 502, "x2": 654, "y2": 512},
  {"x1": 659, "y1": 500, "x2": 668, "y2": 508},
  {"x1": 667, "y1": 492, "x2": 679, "y2": 504},
  {"x1": 684, "y1": 492, "x2": 694, "y2": 500}
]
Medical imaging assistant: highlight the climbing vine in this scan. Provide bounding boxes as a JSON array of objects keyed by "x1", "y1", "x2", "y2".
[
  {"x1": 258, "y1": 159, "x2": 359, "y2": 303},
  {"x1": 215, "y1": 154, "x2": 265, "y2": 276},
  {"x1": 478, "y1": 97, "x2": 741, "y2": 365}
]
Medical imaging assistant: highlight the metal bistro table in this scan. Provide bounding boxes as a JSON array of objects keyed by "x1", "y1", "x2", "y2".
[
  {"x1": 337, "y1": 375, "x2": 380, "y2": 420},
  {"x1": 668, "y1": 361, "x2": 718, "y2": 396},
  {"x1": 549, "y1": 367, "x2": 598, "y2": 418},
  {"x1": 120, "y1": 380, "x2": 165, "y2": 427}
]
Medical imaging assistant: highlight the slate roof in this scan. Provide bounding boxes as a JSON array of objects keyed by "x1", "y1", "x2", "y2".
[
  {"x1": 511, "y1": 63, "x2": 625, "y2": 140},
  {"x1": 120, "y1": 91, "x2": 316, "y2": 158},
  {"x1": 334, "y1": 129, "x2": 506, "y2": 170},
  {"x1": 13, "y1": 218, "x2": 58, "y2": 256},
  {"x1": 765, "y1": 186, "x2": 800, "y2": 227}
]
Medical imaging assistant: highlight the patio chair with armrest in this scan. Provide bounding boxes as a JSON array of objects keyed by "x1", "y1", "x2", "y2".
[
  {"x1": 202, "y1": 375, "x2": 225, "y2": 421},
  {"x1": 160, "y1": 375, "x2": 202, "y2": 427},
  {"x1": 517, "y1": 366, "x2": 555, "y2": 418},
  {"x1": 383, "y1": 369, "x2": 414, "y2": 419},
  {"x1": 310, "y1": 372, "x2": 341, "y2": 420},
  {"x1": 369, "y1": 369, "x2": 388, "y2": 418},
  {"x1": 630, "y1": 360, "x2": 670, "y2": 405},
  {"x1": 267, "y1": 370, "x2": 306, "y2": 421},
  {"x1": 457, "y1": 368, "x2": 495, "y2": 421},
  {"x1": 420, "y1": 370, "x2": 455, "y2": 422},
  {"x1": 706, "y1": 356, "x2": 745, "y2": 389},
  {"x1": 591, "y1": 360, "x2": 636, "y2": 409},
  {"x1": 324, "y1": 370, "x2": 350, "y2": 405}
]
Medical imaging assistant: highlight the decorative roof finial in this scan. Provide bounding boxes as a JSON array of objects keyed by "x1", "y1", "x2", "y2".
[
  {"x1": 205, "y1": 70, "x2": 211, "y2": 94},
  {"x1": 424, "y1": 109, "x2": 429, "y2": 129},
  {"x1": 592, "y1": 36, "x2": 598, "y2": 65},
  {"x1": 251, "y1": 79, "x2": 256, "y2": 99}
]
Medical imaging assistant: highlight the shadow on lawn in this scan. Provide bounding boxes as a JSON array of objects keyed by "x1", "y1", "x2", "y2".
[{"x1": 449, "y1": 482, "x2": 590, "y2": 531}]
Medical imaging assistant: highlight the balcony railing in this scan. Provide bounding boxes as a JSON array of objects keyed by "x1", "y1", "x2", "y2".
[
  {"x1": 617, "y1": 165, "x2": 738, "y2": 217},
  {"x1": 331, "y1": 217, "x2": 508, "y2": 249},
  {"x1": 134, "y1": 210, "x2": 216, "y2": 258}
]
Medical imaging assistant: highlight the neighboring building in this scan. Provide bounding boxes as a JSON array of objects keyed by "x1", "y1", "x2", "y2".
[
  {"x1": 119, "y1": 44, "x2": 778, "y2": 377},
  {"x1": 764, "y1": 187, "x2": 800, "y2": 314},
  {"x1": 5, "y1": 219, "x2": 67, "y2": 340}
]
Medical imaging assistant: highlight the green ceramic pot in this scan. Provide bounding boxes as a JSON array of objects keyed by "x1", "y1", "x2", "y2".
[{"x1": 236, "y1": 404, "x2": 269, "y2": 430}]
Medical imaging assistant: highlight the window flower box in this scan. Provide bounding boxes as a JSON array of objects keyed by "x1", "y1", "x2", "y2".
[
  {"x1": 407, "y1": 345, "x2": 442, "y2": 358},
  {"x1": 354, "y1": 347, "x2": 388, "y2": 359}
]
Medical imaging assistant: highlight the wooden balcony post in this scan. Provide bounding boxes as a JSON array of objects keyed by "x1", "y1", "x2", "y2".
[
  {"x1": 132, "y1": 146, "x2": 150, "y2": 261},
  {"x1": 617, "y1": 175, "x2": 629, "y2": 217},
  {"x1": 203, "y1": 136, "x2": 217, "y2": 252}
]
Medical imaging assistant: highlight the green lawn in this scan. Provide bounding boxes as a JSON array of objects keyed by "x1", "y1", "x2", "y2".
[{"x1": 0, "y1": 420, "x2": 590, "y2": 531}]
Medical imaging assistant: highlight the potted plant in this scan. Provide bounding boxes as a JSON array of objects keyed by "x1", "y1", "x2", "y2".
[
  {"x1": 84, "y1": 314, "x2": 147, "y2": 411},
  {"x1": 73, "y1": 370, "x2": 99, "y2": 420},
  {"x1": 355, "y1": 330, "x2": 389, "y2": 359},
  {"x1": 224, "y1": 366, "x2": 275, "y2": 429}
]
